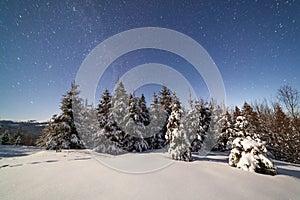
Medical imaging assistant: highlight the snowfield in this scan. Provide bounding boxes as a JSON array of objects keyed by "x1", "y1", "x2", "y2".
[{"x1": 0, "y1": 146, "x2": 300, "y2": 200}]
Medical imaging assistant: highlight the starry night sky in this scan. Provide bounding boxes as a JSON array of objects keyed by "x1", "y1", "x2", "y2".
[{"x1": 0, "y1": 0, "x2": 299, "y2": 120}]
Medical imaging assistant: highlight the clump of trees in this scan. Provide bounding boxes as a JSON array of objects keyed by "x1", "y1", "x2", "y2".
[
  {"x1": 36, "y1": 82, "x2": 299, "y2": 175},
  {"x1": 213, "y1": 85, "x2": 300, "y2": 165},
  {"x1": 0, "y1": 126, "x2": 37, "y2": 146},
  {"x1": 37, "y1": 82, "x2": 214, "y2": 158}
]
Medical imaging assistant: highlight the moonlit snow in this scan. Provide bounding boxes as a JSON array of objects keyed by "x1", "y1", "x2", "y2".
[{"x1": 0, "y1": 145, "x2": 299, "y2": 200}]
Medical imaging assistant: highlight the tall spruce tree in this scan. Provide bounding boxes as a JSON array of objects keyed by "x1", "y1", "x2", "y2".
[
  {"x1": 139, "y1": 94, "x2": 150, "y2": 126},
  {"x1": 105, "y1": 82, "x2": 131, "y2": 151},
  {"x1": 242, "y1": 102, "x2": 259, "y2": 133},
  {"x1": 37, "y1": 83, "x2": 84, "y2": 150},
  {"x1": 159, "y1": 85, "x2": 172, "y2": 115},
  {"x1": 185, "y1": 99, "x2": 211, "y2": 152},
  {"x1": 196, "y1": 100, "x2": 211, "y2": 151},
  {"x1": 147, "y1": 93, "x2": 168, "y2": 149},
  {"x1": 272, "y1": 104, "x2": 295, "y2": 162},
  {"x1": 184, "y1": 100, "x2": 202, "y2": 152},
  {"x1": 97, "y1": 89, "x2": 112, "y2": 129},
  {"x1": 214, "y1": 111, "x2": 233, "y2": 151},
  {"x1": 93, "y1": 106, "x2": 123, "y2": 155},
  {"x1": 93, "y1": 89, "x2": 125, "y2": 154},
  {"x1": 166, "y1": 93, "x2": 191, "y2": 161},
  {"x1": 206, "y1": 104, "x2": 224, "y2": 151},
  {"x1": 121, "y1": 93, "x2": 149, "y2": 152},
  {"x1": 233, "y1": 106, "x2": 241, "y2": 121},
  {"x1": 111, "y1": 82, "x2": 128, "y2": 128},
  {"x1": 76, "y1": 103, "x2": 99, "y2": 149},
  {"x1": 128, "y1": 94, "x2": 139, "y2": 122}
]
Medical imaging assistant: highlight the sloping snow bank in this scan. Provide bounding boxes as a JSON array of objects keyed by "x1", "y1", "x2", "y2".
[
  {"x1": 0, "y1": 145, "x2": 43, "y2": 158},
  {"x1": 0, "y1": 147, "x2": 299, "y2": 200}
]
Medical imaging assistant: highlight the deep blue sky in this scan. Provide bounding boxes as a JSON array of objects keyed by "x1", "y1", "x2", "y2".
[{"x1": 0, "y1": 0, "x2": 299, "y2": 121}]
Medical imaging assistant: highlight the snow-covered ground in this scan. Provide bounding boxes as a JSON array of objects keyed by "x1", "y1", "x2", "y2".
[
  {"x1": 0, "y1": 145, "x2": 299, "y2": 200},
  {"x1": 0, "y1": 145, "x2": 43, "y2": 158}
]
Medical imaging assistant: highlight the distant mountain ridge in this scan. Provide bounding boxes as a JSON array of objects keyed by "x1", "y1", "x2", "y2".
[{"x1": 0, "y1": 120, "x2": 48, "y2": 136}]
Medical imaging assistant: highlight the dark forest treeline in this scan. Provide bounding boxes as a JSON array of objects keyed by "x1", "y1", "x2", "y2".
[{"x1": 0, "y1": 121, "x2": 46, "y2": 146}]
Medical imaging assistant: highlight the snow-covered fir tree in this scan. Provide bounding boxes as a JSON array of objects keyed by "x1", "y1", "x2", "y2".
[
  {"x1": 37, "y1": 114, "x2": 70, "y2": 150},
  {"x1": 123, "y1": 115, "x2": 148, "y2": 152},
  {"x1": 97, "y1": 89, "x2": 112, "y2": 129},
  {"x1": 76, "y1": 103, "x2": 98, "y2": 149},
  {"x1": 185, "y1": 99, "x2": 211, "y2": 152},
  {"x1": 1, "y1": 130, "x2": 11, "y2": 145},
  {"x1": 128, "y1": 94, "x2": 140, "y2": 122},
  {"x1": 147, "y1": 93, "x2": 168, "y2": 149},
  {"x1": 214, "y1": 111, "x2": 233, "y2": 151},
  {"x1": 233, "y1": 106, "x2": 241, "y2": 120},
  {"x1": 184, "y1": 100, "x2": 201, "y2": 152},
  {"x1": 205, "y1": 103, "x2": 225, "y2": 151},
  {"x1": 104, "y1": 82, "x2": 128, "y2": 151},
  {"x1": 58, "y1": 83, "x2": 84, "y2": 149},
  {"x1": 166, "y1": 93, "x2": 191, "y2": 161},
  {"x1": 36, "y1": 115, "x2": 55, "y2": 149},
  {"x1": 111, "y1": 82, "x2": 128, "y2": 126},
  {"x1": 11, "y1": 127, "x2": 23, "y2": 146},
  {"x1": 36, "y1": 83, "x2": 84, "y2": 150},
  {"x1": 92, "y1": 89, "x2": 125, "y2": 155},
  {"x1": 93, "y1": 117, "x2": 124, "y2": 155},
  {"x1": 138, "y1": 94, "x2": 150, "y2": 126},
  {"x1": 159, "y1": 85, "x2": 172, "y2": 115},
  {"x1": 241, "y1": 102, "x2": 259, "y2": 133},
  {"x1": 121, "y1": 93, "x2": 149, "y2": 152},
  {"x1": 229, "y1": 116, "x2": 277, "y2": 175},
  {"x1": 157, "y1": 86, "x2": 173, "y2": 148}
]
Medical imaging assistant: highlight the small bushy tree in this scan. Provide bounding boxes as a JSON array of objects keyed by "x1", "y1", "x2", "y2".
[
  {"x1": 229, "y1": 116, "x2": 276, "y2": 175},
  {"x1": 1, "y1": 130, "x2": 11, "y2": 145}
]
